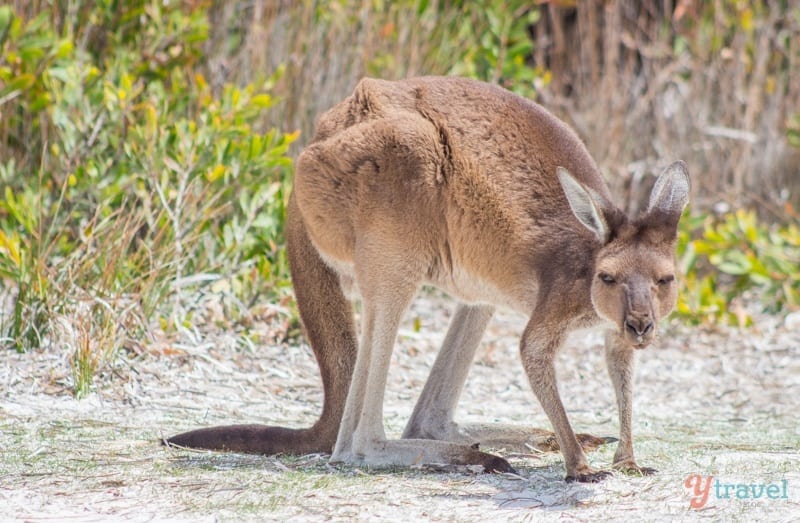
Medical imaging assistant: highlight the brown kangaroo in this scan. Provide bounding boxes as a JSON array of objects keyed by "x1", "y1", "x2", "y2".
[{"x1": 166, "y1": 76, "x2": 689, "y2": 482}]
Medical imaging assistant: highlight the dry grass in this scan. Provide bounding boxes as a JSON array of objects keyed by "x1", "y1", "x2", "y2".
[
  {"x1": 201, "y1": 1, "x2": 800, "y2": 216},
  {"x1": 204, "y1": 0, "x2": 464, "y2": 146},
  {"x1": 534, "y1": 2, "x2": 800, "y2": 217},
  {"x1": 2, "y1": 292, "x2": 798, "y2": 521}
]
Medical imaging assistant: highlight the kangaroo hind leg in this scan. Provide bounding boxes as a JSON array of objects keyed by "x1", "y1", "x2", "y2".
[
  {"x1": 165, "y1": 193, "x2": 357, "y2": 455},
  {"x1": 331, "y1": 247, "x2": 512, "y2": 473}
]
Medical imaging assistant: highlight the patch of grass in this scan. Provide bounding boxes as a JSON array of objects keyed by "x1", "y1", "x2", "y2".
[{"x1": 164, "y1": 453, "x2": 373, "y2": 515}]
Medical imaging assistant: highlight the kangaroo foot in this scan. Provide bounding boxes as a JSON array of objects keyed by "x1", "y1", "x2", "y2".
[
  {"x1": 405, "y1": 422, "x2": 614, "y2": 454},
  {"x1": 565, "y1": 466, "x2": 613, "y2": 483},
  {"x1": 331, "y1": 438, "x2": 515, "y2": 474},
  {"x1": 612, "y1": 459, "x2": 657, "y2": 476}
]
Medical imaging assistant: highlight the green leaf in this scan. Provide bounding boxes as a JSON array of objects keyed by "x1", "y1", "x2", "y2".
[
  {"x1": 0, "y1": 74, "x2": 35, "y2": 95},
  {"x1": 250, "y1": 94, "x2": 272, "y2": 108},
  {"x1": 53, "y1": 39, "x2": 73, "y2": 58},
  {"x1": 0, "y1": 5, "x2": 13, "y2": 48},
  {"x1": 715, "y1": 249, "x2": 752, "y2": 275}
]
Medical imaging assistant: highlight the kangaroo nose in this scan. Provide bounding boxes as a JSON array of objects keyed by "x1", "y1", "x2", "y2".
[{"x1": 625, "y1": 317, "x2": 654, "y2": 337}]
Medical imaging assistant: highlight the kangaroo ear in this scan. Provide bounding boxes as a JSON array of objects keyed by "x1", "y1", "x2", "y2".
[
  {"x1": 557, "y1": 167, "x2": 610, "y2": 243},
  {"x1": 647, "y1": 161, "x2": 690, "y2": 217}
]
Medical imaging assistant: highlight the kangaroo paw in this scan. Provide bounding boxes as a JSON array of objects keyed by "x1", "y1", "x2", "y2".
[
  {"x1": 565, "y1": 469, "x2": 612, "y2": 483},
  {"x1": 613, "y1": 460, "x2": 657, "y2": 476}
]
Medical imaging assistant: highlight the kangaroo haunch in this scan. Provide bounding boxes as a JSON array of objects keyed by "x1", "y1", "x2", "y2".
[{"x1": 166, "y1": 76, "x2": 690, "y2": 483}]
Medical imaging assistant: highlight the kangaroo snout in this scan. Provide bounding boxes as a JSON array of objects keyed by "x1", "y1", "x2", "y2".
[
  {"x1": 623, "y1": 313, "x2": 655, "y2": 347},
  {"x1": 625, "y1": 315, "x2": 653, "y2": 336}
]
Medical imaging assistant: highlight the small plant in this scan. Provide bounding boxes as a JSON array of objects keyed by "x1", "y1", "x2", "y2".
[
  {"x1": 676, "y1": 209, "x2": 800, "y2": 326},
  {"x1": 448, "y1": 0, "x2": 548, "y2": 97}
]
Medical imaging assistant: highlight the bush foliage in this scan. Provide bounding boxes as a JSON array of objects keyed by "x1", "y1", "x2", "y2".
[
  {"x1": 0, "y1": 1, "x2": 798, "y2": 395},
  {"x1": 0, "y1": 1, "x2": 295, "y2": 395},
  {"x1": 677, "y1": 209, "x2": 800, "y2": 326}
]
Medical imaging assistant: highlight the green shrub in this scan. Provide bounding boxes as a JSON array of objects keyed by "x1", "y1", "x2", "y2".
[
  {"x1": 445, "y1": 0, "x2": 547, "y2": 97},
  {"x1": 0, "y1": 1, "x2": 294, "y2": 396},
  {"x1": 676, "y1": 209, "x2": 800, "y2": 326},
  {"x1": 1, "y1": 1, "x2": 798, "y2": 398}
]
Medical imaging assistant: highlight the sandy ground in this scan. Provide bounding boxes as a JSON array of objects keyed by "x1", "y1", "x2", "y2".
[{"x1": 1, "y1": 293, "x2": 799, "y2": 522}]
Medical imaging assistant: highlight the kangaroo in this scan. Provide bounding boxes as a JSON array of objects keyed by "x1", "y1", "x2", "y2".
[{"x1": 166, "y1": 76, "x2": 689, "y2": 482}]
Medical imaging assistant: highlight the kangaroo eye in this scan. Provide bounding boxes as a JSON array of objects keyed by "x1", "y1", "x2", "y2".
[
  {"x1": 657, "y1": 275, "x2": 675, "y2": 285},
  {"x1": 598, "y1": 273, "x2": 616, "y2": 284}
]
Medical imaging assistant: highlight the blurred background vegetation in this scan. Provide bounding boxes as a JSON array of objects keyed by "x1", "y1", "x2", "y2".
[{"x1": 1, "y1": 0, "x2": 798, "y2": 395}]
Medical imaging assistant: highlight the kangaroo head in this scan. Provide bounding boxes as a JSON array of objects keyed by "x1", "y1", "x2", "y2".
[{"x1": 558, "y1": 161, "x2": 690, "y2": 348}]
